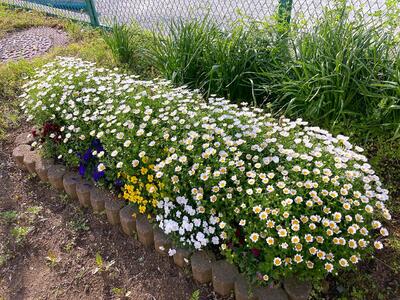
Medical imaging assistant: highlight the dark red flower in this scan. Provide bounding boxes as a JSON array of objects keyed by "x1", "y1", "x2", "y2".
[{"x1": 251, "y1": 248, "x2": 261, "y2": 257}]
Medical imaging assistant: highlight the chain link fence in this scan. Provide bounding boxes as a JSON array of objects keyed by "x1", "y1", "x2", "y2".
[{"x1": 0, "y1": 0, "x2": 396, "y2": 30}]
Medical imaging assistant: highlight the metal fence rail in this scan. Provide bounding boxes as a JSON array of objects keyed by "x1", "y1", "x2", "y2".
[{"x1": 0, "y1": 0, "x2": 396, "y2": 30}]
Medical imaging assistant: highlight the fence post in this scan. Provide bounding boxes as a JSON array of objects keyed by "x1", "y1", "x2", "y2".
[
  {"x1": 278, "y1": 0, "x2": 293, "y2": 24},
  {"x1": 85, "y1": 0, "x2": 100, "y2": 27}
]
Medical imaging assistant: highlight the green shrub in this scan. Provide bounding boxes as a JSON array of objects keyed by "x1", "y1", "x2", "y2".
[{"x1": 261, "y1": 3, "x2": 400, "y2": 139}]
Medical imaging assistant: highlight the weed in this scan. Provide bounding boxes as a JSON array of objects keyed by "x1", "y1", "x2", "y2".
[
  {"x1": 26, "y1": 206, "x2": 42, "y2": 214},
  {"x1": 92, "y1": 252, "x2": 115, "y2": 274},
  {"x1": 0, "y1": 210, "x2": 18, "y2": 224},
  {"x1": 189, "y1": 290, "x2": 200, "y2": 300},
  {"x1": 0, "y1": 254, "x2": 10, "y2": 267},
  {"x1": 68, "y1": 210, "x2": 89, "y2": 233},
  {"x1": 10, "y1": 225, "x2": 32, "y2": 244},
  {"x1": 63, "y1": 239, "x2": 76, "y2": 253},
  {"x1": 45, "y1": 250, "x2": 61, "y2": 267},
  {"x1": 59, "y1": 193, "x2": 70, "y2": 205},
  {"x1": 0, "y1": 242, "x2": 11, "y2": 267}
]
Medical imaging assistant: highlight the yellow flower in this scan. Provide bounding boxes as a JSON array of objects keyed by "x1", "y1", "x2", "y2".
[
  {"x1": 141, "y1": 167, "x2": 148, "y2": 175},
  {"x1": 147, "y1": 174, "x2": 154, "y2": 183},
  {"x1": 142, "y1": 156, "x2": 149, "y2": 163},
  {"x1": 139, "y1": 205, "x2": 146, "y2": 214}
]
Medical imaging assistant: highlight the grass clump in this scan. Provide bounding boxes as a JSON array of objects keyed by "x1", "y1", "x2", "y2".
[
  {"x1": 262, "y1": 3, "x2": 400, "y2": 140},
  {"x1": 102, "y1": 22, "x2": 155, "y2": 76},
  {"x1": 0, "y1": 3, "x2": 61, "y2": 37},
  {"x1": 149, "y1": 17, "x2": 286, "y2": 102}
]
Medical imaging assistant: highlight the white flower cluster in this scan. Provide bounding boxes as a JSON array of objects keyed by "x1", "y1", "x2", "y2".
[
  {"x1": 156, "y1": 196, "x2": 220, "y2": 249},
  {"x1": 20, "y1": 57, "x2": 391, "y2": 282}
]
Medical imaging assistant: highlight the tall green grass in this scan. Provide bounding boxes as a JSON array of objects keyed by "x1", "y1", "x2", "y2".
[
  {"x1": 149, "y1": 17, "x2": 287, "y2": 102},
  {"x1": 105, "y1": 4, "x2": 399, "y2": 139},
  {"x1": 261, "y1": 4, "x2": 400, "y2": 139},
  {"x1": 102, "y1": 22, "x2": 153, "y2": 75}
]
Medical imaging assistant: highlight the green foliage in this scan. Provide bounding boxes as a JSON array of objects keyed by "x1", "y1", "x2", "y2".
[
  {"x1": 0, "y1": 210, "x2": 18, "y2": 224},
  {"x1": 45, "y1": 250, "x2": 61, "y2": 267},
  {"x1": 102, "y1": 22, "x2": 154, "y2": 75},
  {"x1": 68, "y1": 211, "x2": 90, "y2": 233},
  {"x1": 93, "y1": 252, "x2": 115, "y2": 274},
  {"x1": 95, "y1": 252, "x2": 103, "y2": 268},
  {"x1": 10, "y1": 225, "x2": 32, "y2": 243},
  {"x1": 261, "y1": 3, "x2": 400, "y2": 139},
  {"x1": 189, "y1": 290, "x2": 200, "y2": 300},
  {"x1": 0, "y1": 4, "x2": 60, "y2": 37},
  {"x1": 150, "y1": 17, "x2": 218, "y2": 90},
  {"x1": 149, "y1": 16, "x2": 286, "y2": 102}
]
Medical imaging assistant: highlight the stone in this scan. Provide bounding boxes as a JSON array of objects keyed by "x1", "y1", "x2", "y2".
[
  {"x1": 12, "y1": 144, "x2": 31, "y2": 169},
  {"x1": 136, "y1": 215, "x2": 154, "y2": 247},
  {"x1": 212, "y1": 260, "x2": 239, "y2": 296},
  {"x1": 153, "y1": 228, "x2": 172, "y2": 255},
  {"x1": 254, "y1": 286, "x2": 288, "y2": 300},
  {"x1": 119, "y1": 205, "x2": 137, "y2": 236},
  {"x1": 104, "y1": 198, "x2": 124, "y2": 225},
  {"x1": 0, "y1": 27, "x2": 69, "y2": 63},
  {"x1": 76, "y1": 180, "x2": 93, "y2": 208},
  {"x1": 23, "y1": 151, "x2": 39, "y2": 174},
  {"x1": 35, "y1": 157, "x2": 54, "y2": 182},
  {"x1": 173, "y1": 248, "x2": 192, "y2": 268},
  {"x1": 47, "y1": 165, "x2": 67, "y2": 191},
  {"x1": 234, "y1": 274, "x2": 257, "y2": 300},
  {"x1": 191, "y1": 251, "x2": 216, "y2": 284},
  {"x1": 283, "y1": 278, "x2": 311, "y2": 300},
  {"x1": 90, "y1": 187, "x2": 108, "y2": 213},
  {"x1": 14, "y1": 132, "x2": 34, "y2": 146},
  {"x1": 63, "y1": 172, "x2": 81, "y2": 200}
]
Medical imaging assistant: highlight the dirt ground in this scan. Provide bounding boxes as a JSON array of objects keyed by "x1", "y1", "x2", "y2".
[{"x1": 0, "y1": 124, "x2": 221, "y2": 300}]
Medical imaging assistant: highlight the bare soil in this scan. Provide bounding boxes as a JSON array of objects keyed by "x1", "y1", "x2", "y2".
[{"x1": 0, "y1": 124, "x2": 222, "y2": 300}]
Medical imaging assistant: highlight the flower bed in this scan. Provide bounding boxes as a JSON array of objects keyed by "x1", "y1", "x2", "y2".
[{"x1": 20, "y1": 57, "x2": 391, "y2": 287}]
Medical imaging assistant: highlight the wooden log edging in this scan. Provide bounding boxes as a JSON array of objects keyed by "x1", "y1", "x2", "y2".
[{"x1": 14, "y1": 132, "x2": 312, "y2": 300}]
